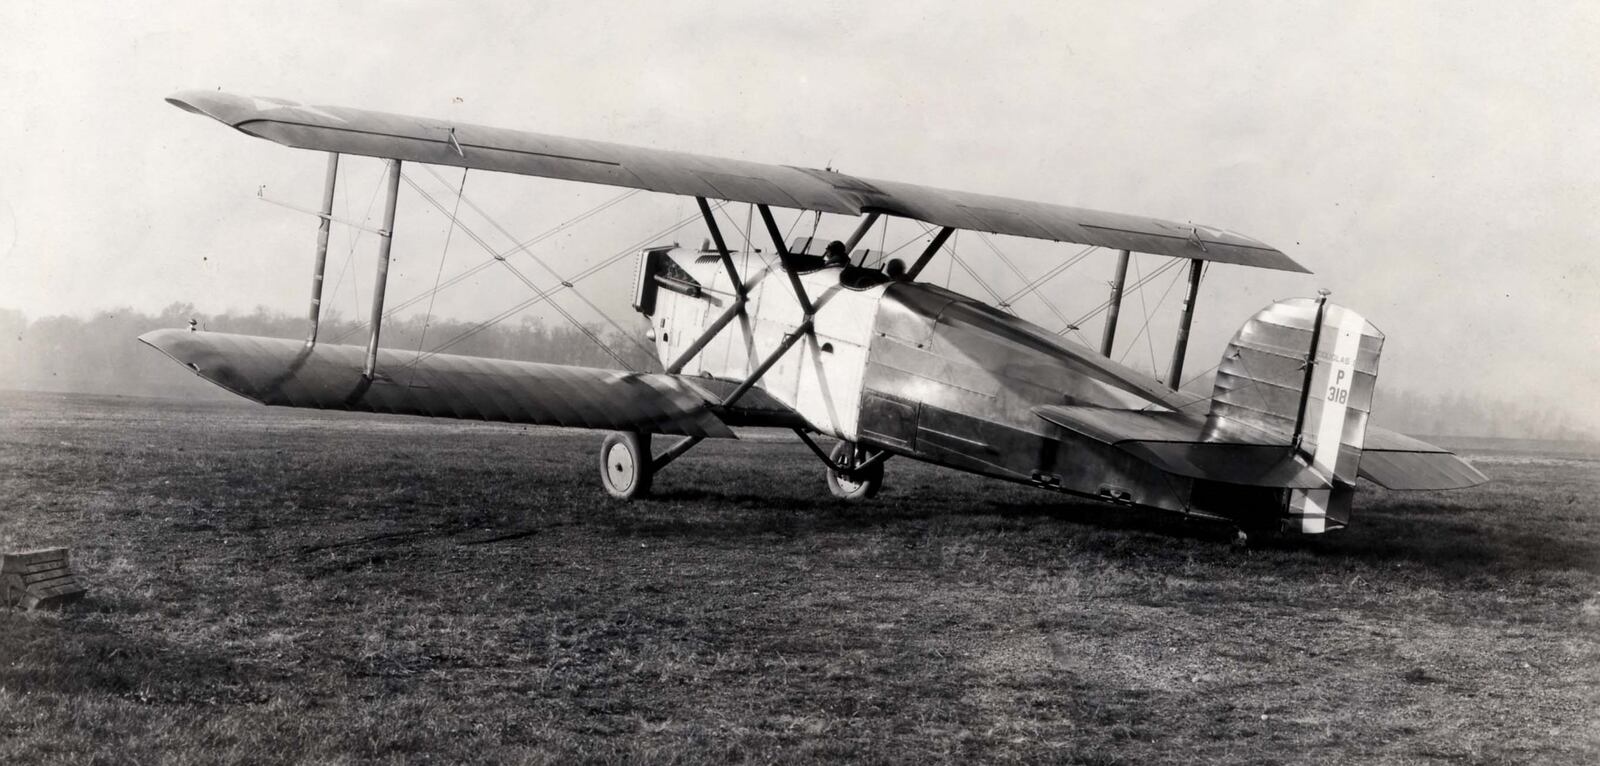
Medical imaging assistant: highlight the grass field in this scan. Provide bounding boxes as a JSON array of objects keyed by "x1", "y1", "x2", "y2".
[{"x1": 2, "y1": 390, "x2": 1597, "y2": 764}]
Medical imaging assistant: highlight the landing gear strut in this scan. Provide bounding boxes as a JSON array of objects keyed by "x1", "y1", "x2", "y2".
[
  {"x1": 600, "y1": 432, "x2": 653, "y2": 500},
  {"x1": 825, "y1": 441, "x2": 884, "y2": 501}
]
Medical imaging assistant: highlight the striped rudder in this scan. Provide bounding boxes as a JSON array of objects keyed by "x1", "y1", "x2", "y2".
[{"x1": 1206, "y1": 295, "x2": 1385, "y2": 533}]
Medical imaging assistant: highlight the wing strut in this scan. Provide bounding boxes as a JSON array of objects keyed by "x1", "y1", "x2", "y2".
[
  {"x1": 725, "y1": 203, "x2": 843, "y2": 408},
  {"x1": 666, "y1": 198, "x2": 751, "y2": 373},
  {"x1": 364, "y1": 159, "x2": 403, "y2": 379},
  {"x1": 756, "y1": 204, "x2": 814, "y2": 317},
  {"x1": 1100, "y1": 249, "x2": 1130, "y2": 356},
  {"x1": 305, "y1": 152, "x2": 340, "y2": 348},
  {"x1": 793, "y1": 429, "x2": 891, "y2": 475},
  {"x1": 667, "y1": 299, "x2": 745, "y2": 375},
  {"x1": 905, "y1": 226, "x2": 955, "y2": 279},
  {"x1": 843, "y1": 211, "x2": 882, "y2": 260},
  {"x1": 1164, "y1": 259, "x2": 1204, "y2": 390},
  {"x1": 721, "y1": 321, "x2": 813, "y2": 409},
  {"x1": 697, "y1": 197, "x2": 744, "y2": 297},
  {"x1": 650, "y1": 435, "x2": 705, "y2": 472}
]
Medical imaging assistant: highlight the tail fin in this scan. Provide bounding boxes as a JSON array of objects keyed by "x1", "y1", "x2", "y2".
[{"x1": 1207, "y1": 295, "x2": 1385, "y2": 532}]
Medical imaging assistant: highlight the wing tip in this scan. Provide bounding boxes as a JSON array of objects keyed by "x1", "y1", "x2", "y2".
[
  {"x1": 138, "y1": 327, "x2": 188, "y2": 353},
  {"x1": 1258, "y1": 248, "x2": 1312, "y2": 274},
  {"x1": 166, "y1": 90, "x2": 272, "y2": 130},
  {"x1": 165, "y1": 91, "x2": 211, "y2": 116},
  {"x1": 166, "y1": 90, "x2": 236, "y2": 120}
]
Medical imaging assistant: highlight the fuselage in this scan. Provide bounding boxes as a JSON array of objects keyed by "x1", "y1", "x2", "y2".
[{"x1": 640, "y1": 245, "x2": 1210, "y2": 516}]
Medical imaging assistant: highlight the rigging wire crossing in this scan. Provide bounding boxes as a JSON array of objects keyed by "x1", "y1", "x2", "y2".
[{"x1": 330, "y1": 187, "x2": 642, "y2": 344}]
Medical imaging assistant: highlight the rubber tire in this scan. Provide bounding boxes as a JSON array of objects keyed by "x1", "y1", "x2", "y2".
[
  {"x1": 600, "y1": 432, "x2": 653, "y2": 500},
  {"x1": 826, "y1": 440, "x2": 883, "y2": 501}
]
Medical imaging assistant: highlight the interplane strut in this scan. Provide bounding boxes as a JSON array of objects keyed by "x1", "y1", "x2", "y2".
[
  {"x1": 1100, "y1": 249, "x2": 1131, "y2": 357},
  {"x1": 756, "y1": 205, "x2": 815, "y2": 317},
  {"x1": 364, "y1": 159, "x2": 403, "y2": 379},
  {"x1": 305, "y1": 152, "x2": 340, "y2": 348}
]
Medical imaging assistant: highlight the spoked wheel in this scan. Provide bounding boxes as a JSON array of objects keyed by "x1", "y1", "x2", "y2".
[
  {"x1": 600, "y1": 432, "x2": 653, "y2": 500},
  {"x1": 825, "y1": 440, "x2": 883, "y2": 501}
]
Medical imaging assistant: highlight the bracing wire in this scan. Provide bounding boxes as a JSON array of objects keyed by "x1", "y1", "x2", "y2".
[
  {"x1": 743, "y1": 204, "x2": 754, "y2": 255},
  {"x1": 1171, "y1": 361, "x2": 1223, "y2": 409},
  {"x1": 328, "y1": 168, "x2": 385, "y2": 323},
  {"x1": 331, "y1": 186, "x2": 641, "y2": 343},
  {"x1": 411, "y1": 168, "x2": 469, "y2": 376},
  {"x1": 1062, "y1": 258, "x2": 1182, "y2": 333},
  {"x1": 415, "y1": 166, "x2": 654, "y2": 362},
  {"x1": 1004, "y1": 244, "x2": 1097, "y2": 306},
  {"x1": 944, "y1": 230, "x2": 956, "y2": 289},
  {"x1": 975, "y1": 231, "x2": 1076, "y2": 327},
  {"x1": 947, "y1": 250, "x2": 1011, "y2": 311},
  {"x1": 1116, "y1": 259, "x2": 1189, "y2": 381},
  {"x1": 399, "y1": 174, "x2": 637, "y2": 371},
  {"x1": 873, "y1": 227, "x2": 942, "y2": 265},
  {"x1": 329, "y1": 161, "x2": 355, "y2": 317},
  {"x1": 1128, "y1": 255, "x2": 1159, "y2": 373},
  {"x1": 714, "y1": 204, "x2": 750, "y2": 250},
  {"x1": 912, "y1": 222, "x2": 1011, "y2": 311},
  {"x1": 398, "y1": 205, "x2": 718, "y2": 369},
  {"x1": 782, "y1": 209, "x2": 804, "y2": 247}
]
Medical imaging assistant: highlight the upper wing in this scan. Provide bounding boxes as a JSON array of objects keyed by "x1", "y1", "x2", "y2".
[
  {"x1": 139, "y1": 330, "x2": 806, "y2": 438},
  {"x1": 167, "y1": 90, "x2": 1307, "y2": 273}
]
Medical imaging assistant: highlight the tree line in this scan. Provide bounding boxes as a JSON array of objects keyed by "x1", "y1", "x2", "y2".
[
  {"x1": 0, "y1": 304, "x2": 657, "y2": 403},
  {"x1": 0, "y1": 304, "x2": 1589, "y2": 441}
]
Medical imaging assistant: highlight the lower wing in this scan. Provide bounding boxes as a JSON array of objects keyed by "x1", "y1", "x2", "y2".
[{"x1": 139, "y1": 330, "x2": 799, "y2": 438}]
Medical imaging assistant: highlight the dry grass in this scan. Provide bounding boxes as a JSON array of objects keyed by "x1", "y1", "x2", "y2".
[{"x1": 2, "y1": 390, "x2": 1597, "y2": 764}]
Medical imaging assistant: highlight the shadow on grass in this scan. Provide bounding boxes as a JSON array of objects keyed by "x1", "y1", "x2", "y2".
[
  {"x1": 621, "y1": 482, "x2": 1598, "y2": 582},
  {"x1": 1297, "y1": 505, "x2": 1600, "y2": 578},
  {"x1": 609, "y1": 485, "x2": 1236, "y2": 547}
]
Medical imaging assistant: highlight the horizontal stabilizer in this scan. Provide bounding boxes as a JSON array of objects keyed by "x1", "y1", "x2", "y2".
[
  {"x1": 1357, "y1": 426, "x2": 1488, "y2": 489},
  {"x1": 1033, "y1": 405, "x2": 1487, "y2": 491},
  {"x1": 1033, "y1": 405, "x2": 1329, "y2": 489},
  {"x1": 140, "y1": 330, "x2": 735, "y2": 438}
]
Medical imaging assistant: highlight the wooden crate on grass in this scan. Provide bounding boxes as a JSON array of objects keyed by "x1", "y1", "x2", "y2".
[{"x1": 2, "y1": 548, "x2": 86, "y2": 610}]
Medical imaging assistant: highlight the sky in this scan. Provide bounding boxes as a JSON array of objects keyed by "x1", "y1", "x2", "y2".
[{"x1": 2, "y1": 1, "x2": 1597, "y2": 431}]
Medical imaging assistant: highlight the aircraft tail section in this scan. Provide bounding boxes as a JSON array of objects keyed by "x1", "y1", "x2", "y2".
[
  {"x1": 1037, "y1": 295, "x2": 1484, "y2": 532},
  {"x1": 1037, "y1": 297, "x2": 1415, "y2": 534},
  {"x1": 1206, "y1": 296, "x2": 1384, "y2": 532}
]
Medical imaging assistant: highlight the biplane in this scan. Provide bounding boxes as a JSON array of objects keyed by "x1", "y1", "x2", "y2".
[{"x1": 144, "y1": 90, "x2": 1485, "y2": 541}]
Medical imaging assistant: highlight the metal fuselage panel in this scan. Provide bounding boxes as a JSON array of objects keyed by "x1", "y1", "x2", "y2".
[
  {"x1": 858, "y1": 283, "x2": 1198, "y2": 512},
  {"x1": 650, "y1": 248, "x2": 885, "y2": 441},
  {"x1": 645, "y1": 250, "x2": 1199, "y2": 513}
]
